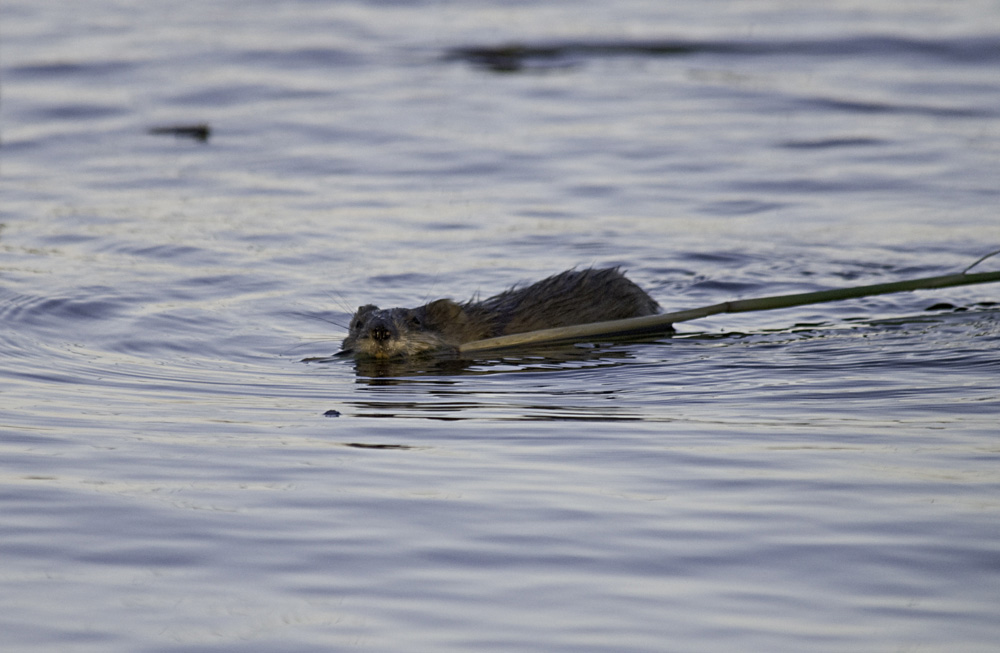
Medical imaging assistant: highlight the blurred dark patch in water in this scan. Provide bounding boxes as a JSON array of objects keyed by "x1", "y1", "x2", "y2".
[
  {"x1": 148, "y1": 123, "x2": 211, "y2": 142},
  {"x1": 445, "y1": 41, "x2": 706, "y2": 72},
  {"x1": 780, "y1": 137, "x2": 885, "y2": 149},
  {"x1": 5, "y1": 60, "x2": 136, "y2": 79},
  {"x1": 446, "y1": 35, "x2": 1000, "y2": 73}
]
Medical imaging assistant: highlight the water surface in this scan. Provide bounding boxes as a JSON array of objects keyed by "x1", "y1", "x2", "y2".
[{"x1": 2, "y1": 1, "x2": 1000, "y2": 651}]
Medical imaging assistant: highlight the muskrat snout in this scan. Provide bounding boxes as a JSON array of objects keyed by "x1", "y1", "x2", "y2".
[
  {"x1": 368, "y1": 322, "x2": 394, "y2": 343},
  {"x1": 342, "y1": 305, "x2": 450, "y2": 359}
]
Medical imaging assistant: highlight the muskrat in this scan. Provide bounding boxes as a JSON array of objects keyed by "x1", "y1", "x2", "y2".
[{"x1": 342, "y1": 267, "x2": 661, "y2": 358}]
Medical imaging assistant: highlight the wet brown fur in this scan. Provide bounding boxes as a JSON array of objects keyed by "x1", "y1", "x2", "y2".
[{"x1": 342, "y1": 268, "x2": 660, "y2": 358}]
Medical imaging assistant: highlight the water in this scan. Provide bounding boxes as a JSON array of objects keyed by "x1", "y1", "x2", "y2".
[{"x1": 3, "y1": 1, "x2": 1000, "y2": 651}]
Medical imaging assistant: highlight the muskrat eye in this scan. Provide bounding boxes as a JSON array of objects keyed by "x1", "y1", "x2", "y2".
[{"x1": 407, "y1": 314, "x2": 422, "y2": 328}]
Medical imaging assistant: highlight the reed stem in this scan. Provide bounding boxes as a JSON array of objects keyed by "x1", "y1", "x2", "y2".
[{"x1": 458, "y1": 269, "x2": 1000, "y2": 354}]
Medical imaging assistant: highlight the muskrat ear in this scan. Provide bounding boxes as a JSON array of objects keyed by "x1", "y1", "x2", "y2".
[{"x1": 350, "y1": 305, "x2": 379, "y2": 328}]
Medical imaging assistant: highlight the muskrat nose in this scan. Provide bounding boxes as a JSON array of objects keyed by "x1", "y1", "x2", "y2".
[{"x1": 370, "y1": 325, "x2": 392, "y2": 342}]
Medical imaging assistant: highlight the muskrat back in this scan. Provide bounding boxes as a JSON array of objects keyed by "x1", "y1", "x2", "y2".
[{"x1": 342, "y1": 267, "x2": 660, "y2": 358}]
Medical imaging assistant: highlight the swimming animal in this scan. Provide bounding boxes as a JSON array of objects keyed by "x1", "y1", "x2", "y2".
[{"x1": 342, "y1": 268, "x2": 660, "y2": 358}]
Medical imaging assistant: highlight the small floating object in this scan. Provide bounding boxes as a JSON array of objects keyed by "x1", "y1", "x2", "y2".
[{"x1": 148, "y1": 123, "x2": 211, "y2": 142}]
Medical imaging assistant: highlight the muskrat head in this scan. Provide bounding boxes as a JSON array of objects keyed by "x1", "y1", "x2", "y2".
[{"x1": 341, "y1": 299, "x2": 468, "y2": 359}]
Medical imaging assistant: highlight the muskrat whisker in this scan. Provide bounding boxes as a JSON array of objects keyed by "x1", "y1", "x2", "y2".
[
  {"x1": 324, "y1": 288, "x2": 357, "y2": 316},
  {"x1": 280, "y1": 337, "x2": 343, "y2": 358},
  {"x1": 291, "y1": 311, "x2": 348, "y2": 330}
]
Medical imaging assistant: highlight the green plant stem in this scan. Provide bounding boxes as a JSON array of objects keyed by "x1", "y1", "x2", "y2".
[{"x1": 458, "y1": 269, "x2": 1000, "y2": 355}]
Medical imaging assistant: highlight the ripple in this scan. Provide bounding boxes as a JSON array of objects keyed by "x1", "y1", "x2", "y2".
[
  {"x1": 5, "y1": 60, "x2": 137, "y2": 80},
  {"x1": 780, "y1": 137, "x2": 886, "y2": 150},
  {"x1": 33, "y1": 103, "x2": 128, "y2": 121},
  {"x1": 797, "y1": 96, "x2": 991, "y2": 119},
  {"x1": 0, "y1": 290, "x2": 129, "y2": 327}
]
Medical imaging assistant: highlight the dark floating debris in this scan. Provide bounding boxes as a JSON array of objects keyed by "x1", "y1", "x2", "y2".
[
  {"x1": 148, "y1": 123, "x2": 211, "y2": 142},
  {"x1": 445, "y1": 35, "x2": 1000, "y2": 73},
  {"x1": 444, "y1": 41, "x2": 708, "y2": 73},
  {"x1": 323, "y1": 409, "x2": 342, "y2": 417}
]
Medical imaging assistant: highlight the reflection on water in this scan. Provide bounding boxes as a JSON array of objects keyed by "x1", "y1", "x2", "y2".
[
  {"x1": 305, "y1": 305, "x2": 1000, "y2": 426},
  {"x1": 314, "y1": 338, "x2": 660, "y2": 379}
]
